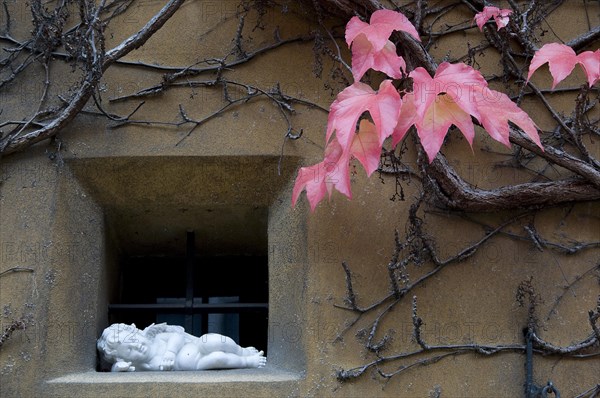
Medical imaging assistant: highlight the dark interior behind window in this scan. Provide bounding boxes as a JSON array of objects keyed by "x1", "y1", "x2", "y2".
[{"x1": 108, "y1": 231, "x2": 268, "y2": 359}]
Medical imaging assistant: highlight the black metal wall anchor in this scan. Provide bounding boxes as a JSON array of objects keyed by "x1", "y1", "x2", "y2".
[{"x1": 525, "y1": 330, "x2": 561, "y2": 398}]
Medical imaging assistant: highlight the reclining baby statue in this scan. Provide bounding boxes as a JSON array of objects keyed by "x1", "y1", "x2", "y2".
[{"x1": 97, "y1": 323, "x2": 266, "y2": 371}]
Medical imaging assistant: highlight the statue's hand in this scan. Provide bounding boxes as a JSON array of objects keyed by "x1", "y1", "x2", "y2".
[
  {"x1": 112, "y1": 361, "x2": 135, "y2": 372},
  {"x1": 159, "y1": 351, "x2": 176, "y2": 371}
]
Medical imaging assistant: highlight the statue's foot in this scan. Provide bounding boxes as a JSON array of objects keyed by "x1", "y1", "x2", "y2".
[
  {"x1": 246, "y1": 352, "x2": 267, "y2": 368},
  {"x1": 241, "y1": 346, "x2": 260, "y2": 356}
]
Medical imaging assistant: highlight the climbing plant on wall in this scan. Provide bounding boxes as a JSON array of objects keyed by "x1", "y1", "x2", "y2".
[
  {"x1": 293, "y1": 3, "x2": 599, "y2": 395},
  {"x1": 293, "y1": 2, "x2": 599, "y2": 393},
  {"x1": 0, "y1": 0, "x2": 598, "y2": 395}
]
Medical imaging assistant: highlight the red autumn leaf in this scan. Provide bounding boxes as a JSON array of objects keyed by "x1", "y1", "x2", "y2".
[
  {"x1": 293, "y1": 80, "x2": 401, "y2": 210},
  {"x1": 350, "y1": 34, "x2": 406, "y2": 81},
  {"x1": 292, "y1": 139, "x2": 351, "y2": 211},
  {"x1": 293, "y1": 119, "x2": 384, "y2": 210},
  {"x1": 474, "y1": 6, "x2": 513, "y2": 31},
  {"x1": 527, "y1": 43, "x2": 600, "y2": 89},
  {"x1": 345, "y1": 9, "x2": 420, "y2": 53},
  {"x1": 411, "y1": 62, "x2": 488, "y2": 123},
  {"x1": 473, "y1": 87, "x2": 542, "y2": 149},
  {"x1": 527, "y1": 43, "x2": 579, "y2": 89},
  {"x1": 416, "y1": 93, "x2": 476, "y2": 162},
  {"x1": 408, "y1": 62, "x2": 487, "y2": 161},
  {"x1": 407, "y1": 62, "x2": 542, "y2": 162},
  {"x1": 350, "y1": 119, "x2": 382, "y2": 176},
  {"x1": 576, "y1": 49, "x2": 600, "y2": 87},
  {"x1": 326, "y1": 80, "x2": 402, "y2": 152},
  {"x1": 392, "y1": 91, "x2": 417, "y2": 147}
]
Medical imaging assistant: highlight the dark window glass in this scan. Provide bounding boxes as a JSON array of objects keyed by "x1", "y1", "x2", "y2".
[{"x1": 108, "y1": 232, "x2": 268, "y2": 355}]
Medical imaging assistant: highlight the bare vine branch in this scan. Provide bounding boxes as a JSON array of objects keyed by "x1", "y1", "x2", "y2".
[
  {"x1": 0, "y1": 0, "x2": 185, "y2": 156},
  {"x1": 337, "y1": 268, "x2": 599, "y2": 382}
]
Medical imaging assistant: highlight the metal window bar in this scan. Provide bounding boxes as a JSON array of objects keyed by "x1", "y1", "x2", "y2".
[
  {"x1": 185, "y1": 230, "x2": 195, "y2": 332},
  {"x1": 108, "y1": 303, "x2": 269, "y2": 313}
]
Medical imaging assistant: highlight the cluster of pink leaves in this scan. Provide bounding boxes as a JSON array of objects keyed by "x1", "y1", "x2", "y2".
[
  {"x1": 293, "y1": 8, "x2": 598, "y2": 211},
  {"x1": 473, "y1": 6, "x2": 512, "y2": 31}
]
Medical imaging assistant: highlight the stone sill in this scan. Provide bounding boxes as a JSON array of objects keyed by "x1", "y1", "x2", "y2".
[
  {"x1": 45, "y1": 367, "x2": 303, "y2": 397},
  {"x1": 48, "y1": 367, "x2": 303, "y2": 384}
]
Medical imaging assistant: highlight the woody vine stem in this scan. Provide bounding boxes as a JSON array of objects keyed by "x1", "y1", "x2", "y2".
[
  {"x1": 305, "y1": 1, "x2": 599, "y2": 394},
  {"x1": 307, "y1": 0, "x2": 599, "y2": 392}
]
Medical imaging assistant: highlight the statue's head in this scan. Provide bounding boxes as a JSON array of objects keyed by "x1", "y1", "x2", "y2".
[{"x1": 97, "y1": 323, "x2": 150, "y2": 364}]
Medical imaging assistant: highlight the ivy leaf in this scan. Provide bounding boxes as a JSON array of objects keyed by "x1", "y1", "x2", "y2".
[
  {"x1": 350, "y1": 34, "x2": 406, "y2": 81},
  {"x1": 350, "y1": 119, "x2": 382, "y2": 176},
  {"x1": 411, "y1": 62, "x2": 488, "y2": 123},
  {"x1": 408, "y1": 62, "x2": 542, "y2": 161},
  {"x1": 293, "y1": 80, "x2": 401, "y2": 210},
  {"x1": 392, "y1": 91, "x2": 417, "y2": 147},
  {"x1": 576, "y1": 49, "x2": 600, "y2": 87},
  {"x1": 527, "y1": 43, "x2": 579, "y2": 89},
  {"x1": 416, "y1": 93, "x2": 476, "y2": 162},
  {"x1": 408, "y1": 62, "x2": 487, "y2": 161},
  {"x1": 474, "y1": 87, "x2": 542, "y2": 149},
  {"x1": 527, "y1": 43, "x2": 599, "y2": 89},
  {"x1": 326, "y1": 80, "x2": 402, "y2": 152},
  {"x1": 474, "y1": 6, "x2": 513, "y2": 31},
  {"x1": 292, "y1": 139, "x2": 351, "y2": 211},
  {"x1": 293, "y1": 119, "x2": 384, "y2": 210},
  {"x1": 346, "y1": 9, "x2": 420, "y2": 53}
]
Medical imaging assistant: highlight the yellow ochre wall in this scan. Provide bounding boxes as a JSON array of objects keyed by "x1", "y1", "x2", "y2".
[{"x1": 1, "y1": 1, "x2": 598, "y2": 397}]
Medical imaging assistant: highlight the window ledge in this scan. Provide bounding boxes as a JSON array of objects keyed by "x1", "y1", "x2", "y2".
[
  {"x1": 45, "y1": 367, "x2": 304, "y2": 397},
  {"x1": 47, "y1": 367, "x2": 304, "y2": 384}
]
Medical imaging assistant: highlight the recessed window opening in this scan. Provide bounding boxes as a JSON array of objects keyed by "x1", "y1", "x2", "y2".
[{"x1": 103, "y1": 225, "x2": 269, "y2": 371}]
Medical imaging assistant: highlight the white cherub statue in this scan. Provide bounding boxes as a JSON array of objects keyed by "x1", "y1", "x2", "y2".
[{"x1": 97, "y1": 323, "x2": 266, "y2": 371}]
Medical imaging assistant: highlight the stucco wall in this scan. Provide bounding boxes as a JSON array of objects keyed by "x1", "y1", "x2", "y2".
[{"x1": 1, "y1": 1, "x2": 598, "y2": 397}]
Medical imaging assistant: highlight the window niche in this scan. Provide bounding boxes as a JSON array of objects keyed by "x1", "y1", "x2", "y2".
[
  {"x1": 105, "y1": 207, "x2": 270, "y2": 368},
  {"x1": 47, "y1": 156, "x2": 307, "y2": 393}
]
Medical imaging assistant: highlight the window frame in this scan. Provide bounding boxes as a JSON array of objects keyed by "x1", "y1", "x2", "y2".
[{"x1": 41, "y1": 156, "x2": 307, "y2": 395}]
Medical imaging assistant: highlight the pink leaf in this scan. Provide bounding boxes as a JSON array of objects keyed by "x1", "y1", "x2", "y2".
[
  {"x1": 346, "y1": 9, "x2": 420, "y2": 53},
  {"x1": 293, "y1": 78, "x2": 402, "y2": 210},
  {"x1": 473, "y1": 6, "x2": 513, "y2": 31},
  {"x1": 292, "y1": 119, "x2": 387, "y2": 209},
  {"x1": 292, "y1": 162, "x2": 326, "y2": 210},
  {"x1": 474, "y1": 87, "x2": 542, "y2": 149},
  {"x1": 408, "y1": 62, "x2": 541, "y2": 162},
  {"x1": 494, "y1": 12, "x2": 511, "y2": 30},
  {"x1": 350, "y1": 120, "x2": 382, "y2": 176},
  {"x1": 411, "y1": 62, "x2": 488, "y2": 123},
  {"x1": 351, "y1": 35, "x2": 406, "y2": 81},
  {"x1": 407, "y1": 62, "x2": 488, "y2": 160},
  {"x1": 326, "y1": 80, "x2": 402, "y2": 152},
  {"x1": 292, "y1": 140, "x2": 351, "y2": 211},
  {"x1": 527, "y1": 43, "x2": 579, "y2": 89},
  {"x1": 577, "y1": 49, "x2": 600, "y2": 87},
  {"x1": 415, "y1": 94, "x2": 475, "y2": 162},
  {"x1": 392, "y1": 91, "x2": 417, "y2": 147}
]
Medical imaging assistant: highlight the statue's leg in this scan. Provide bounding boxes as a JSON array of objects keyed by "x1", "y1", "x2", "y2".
[
  {"x1": 195, "y1": 351, "x2": 266, "y2": 369},
  {"x1": 196, "y1": 333, "x2": 249, "y2": 355}
]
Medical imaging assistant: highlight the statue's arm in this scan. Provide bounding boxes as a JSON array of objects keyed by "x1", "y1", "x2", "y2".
[
  {"x1": 158, "y1": 333, "x2": 185, "y2": 370},
  {"x1": 165, "y1": 333, "x2": 185, "y2": 353},
  {"x1": 111, "y1": 361, "x2": 135, "y2": 372}
]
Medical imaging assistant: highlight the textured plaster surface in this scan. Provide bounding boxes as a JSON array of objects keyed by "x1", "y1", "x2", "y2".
[{"x1": 1, "y1": 1, "x2": 599, "y2": 397}]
